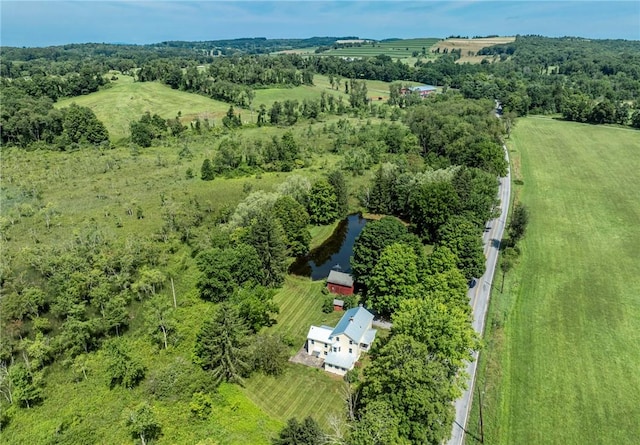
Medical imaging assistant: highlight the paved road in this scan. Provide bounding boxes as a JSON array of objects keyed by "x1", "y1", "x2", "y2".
[{"x1": 447, "y1": 141, "x2": 511, "y2": 445}]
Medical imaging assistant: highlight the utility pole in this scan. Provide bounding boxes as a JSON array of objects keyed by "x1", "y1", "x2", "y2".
[{"x1": 477, "y1": 385, "x2": 485, "y2": 444}]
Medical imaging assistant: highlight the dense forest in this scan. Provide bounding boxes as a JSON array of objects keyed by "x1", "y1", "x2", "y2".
[{"x1": 0, "y1": 34, "x2": 638, "y2": 444}]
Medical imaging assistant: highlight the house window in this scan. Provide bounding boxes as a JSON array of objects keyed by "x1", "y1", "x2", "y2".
[
  {"x1": 349, "y1": 340, "x2": 353, "y2": 345},
  {"x1": 336, "y1": 337, "x2": 340, "y2": 342},
  {"x1": 324, "y1": 351, "x2": 327, "y2": 356},
  {"x1": 311, "y1": 340, "x2": 315, "y2": 344},
  {"x1": 333, "y1": 347, "x2": 337, "y2": 352},
  {"x1": 349, "y1": 348, "x2": 353, "y2": 354}
]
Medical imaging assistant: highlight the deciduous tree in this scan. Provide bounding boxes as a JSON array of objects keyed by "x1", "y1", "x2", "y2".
[
  {"x1": 125, "y1": 402, "x2": 162, "y2": 445},
  {"x1": 273, "y1": 417, "x2": 325, "y2": 445},
  {"x1": 144, "y1": 294, "x2": 177, "y2": 349},
  {"x1": 351, "y1": 216, "x2": 409, "y2": 285},
  {"x1": 8, "y1": 364, "x2": 44, "y2": 408},
  {"x1": 508, "y1": 202, "x2": 529, "y2": 245},
  {"x1": 251, "y1": 333, "x2": 289, "y2": 377},
  {"x1": 392, "y1": 298, "x2": 478, "y2": 374},
  {"x1": 437, "y1": 216, "x2": 486, "y2": 280},
  {"x1": 366, "y1": 243, "x2": 420, "y2": 317},
  {"x1": 273, "y1": 196, "x2": 312, "y2": 256},
  {"x1": 104, "y1": 338, "x2": 146, "y2": 389},
  {"x1": 307, "y1": 179, "x2": 338, "y2": 225},
  {"x1": 358, "y1": 335, "x2": 460, "y2": 445}
]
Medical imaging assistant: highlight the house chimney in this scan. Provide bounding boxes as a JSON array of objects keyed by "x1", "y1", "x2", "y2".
[{"x1": 349, "y1": 317, "x2": 354, "y2": 323}]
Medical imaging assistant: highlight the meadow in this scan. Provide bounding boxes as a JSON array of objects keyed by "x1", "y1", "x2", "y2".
[
  {"x1": 53, "y1": 73, "x2": 403, "y2": 143},
  {"x1": 55, "y1": 75, "x2": 231, "y2": 142},
  {"x1": 469, "y1": 118, "x2": 640, "y2": 444},
  {"x1": 2, "y1": 80, "x2": 384, "y2": 443}
]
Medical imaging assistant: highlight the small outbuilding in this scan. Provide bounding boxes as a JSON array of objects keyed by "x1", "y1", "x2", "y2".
[
  {"x1": 333, "y1": 299, "x2": 345, "y2": 311},
  {"x1": 400, "y1": 85, "x2": 437, "y2": 97},
  {"x1": 327, "y1": 270, "x2": 354, "y2": 296}
]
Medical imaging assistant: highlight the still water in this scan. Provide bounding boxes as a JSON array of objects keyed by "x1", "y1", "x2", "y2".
[{"x1": 289, "y1": 213, "x2": 368, "y2": 280}]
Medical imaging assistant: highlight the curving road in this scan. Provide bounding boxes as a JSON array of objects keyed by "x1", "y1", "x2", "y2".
[{"x1": 447, "y1": 139, "x2": 511, "y2": 445}]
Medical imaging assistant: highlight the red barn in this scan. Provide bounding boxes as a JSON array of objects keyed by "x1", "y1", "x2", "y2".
[{"x1": 327, "y1": 270, "x2": 354, "y2": 296}]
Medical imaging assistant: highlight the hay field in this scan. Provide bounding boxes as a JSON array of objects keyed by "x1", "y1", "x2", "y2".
[{"x1": 431, "y1": 37, "x2": 515, "y2": 63}]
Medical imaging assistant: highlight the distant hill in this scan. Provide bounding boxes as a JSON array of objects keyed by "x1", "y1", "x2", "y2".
[{"x1": 0, "y1": 36, "x2": 362, "y2": 60}]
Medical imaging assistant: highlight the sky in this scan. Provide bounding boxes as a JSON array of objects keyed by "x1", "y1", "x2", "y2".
[{"x1": 1, "y1": 1, "x2": 639, "y2": 47}]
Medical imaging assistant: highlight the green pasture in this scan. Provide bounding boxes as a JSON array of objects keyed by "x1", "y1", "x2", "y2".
[
  {"x1": 252, "y1": 74, "x2": 409, "y2": 106},
  {"x1": 55, "y1": 75, "x2": 231, "y2": 141},
  {"x1": 469, "y1": 118, "x2": 640, "y2": 444},
  {"x1": 321, "y1": 38, "x2": 440, "y2": 60}
]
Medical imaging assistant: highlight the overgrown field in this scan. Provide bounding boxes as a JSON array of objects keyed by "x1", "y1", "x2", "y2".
[
  {"x1": 469, "y1": 118, "x2": 640, "y2": 444},
  {"x1": 2, "y1": 80, "x2": 388, "y2": 443},
  {"x1": 0, "y1": 112, "x2": 375, "y2": 261}
]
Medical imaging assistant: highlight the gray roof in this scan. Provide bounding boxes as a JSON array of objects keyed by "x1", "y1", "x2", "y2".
[
  {"x1": 307, "y1": 325, "x2": 333, "y2": 344},
  {"x1": 333, "y1": 299, "x2": 345, "y2": 306},
  {"x1": 410, "y1": 85, "x2": 437, "y2": 92},
  {"x1": 327, "y1": 270, "x2": 354, "y2": 287},
  {"x1": 331, "y1": 306, "x2": 374, "y2": 343},
  {"x1": 325, "y1": 350, "x2": 357, "y2": 370},
  {"x1": 362, "y1": 329, "x2": 377, "y2": 346}
]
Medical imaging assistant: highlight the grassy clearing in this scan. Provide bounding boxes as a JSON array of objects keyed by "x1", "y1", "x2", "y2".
[
  {"x1": 56, "y1": 74, "x2": 400, "y2": 140},
  {"x1": 469, "y1": 118, "x2": 640, "y2": 444},
  {"x1": 55, "y1": 75, "x2": 230, "y2": 141},
  {"x1": 253, "y1": 74, "x2": 409, "y2": 106}
]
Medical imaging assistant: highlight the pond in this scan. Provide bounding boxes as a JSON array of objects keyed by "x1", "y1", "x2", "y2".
[{"x1": 289, "y1": 213, "x2": 368, "y2": 280}]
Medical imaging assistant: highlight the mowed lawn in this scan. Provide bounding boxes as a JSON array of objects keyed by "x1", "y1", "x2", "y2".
[
  {"x1": 478, "y1": 118, "x2": 640, "y2": 444},
  {"x1": 243, "y1": 276, "x2": 345, "y2": 427}
]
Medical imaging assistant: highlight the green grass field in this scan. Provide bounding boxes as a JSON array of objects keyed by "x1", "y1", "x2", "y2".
[
  {"x1": 321, "y1": 38, "x2": 440, "y2": 61},
  {"x1": 55, "y1": 74, "x2": 401, "y2": 142},
  {"x1": 55, "y1": 75, "x2": 231, "y2": 141},
  {"x1": 469, "y1": 118, "x2": 640, "y2": 444}
]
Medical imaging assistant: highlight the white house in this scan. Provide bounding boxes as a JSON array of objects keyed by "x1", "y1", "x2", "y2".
[{"x1": 306, "y1": 306, "x2": 377, "y2": 376}]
